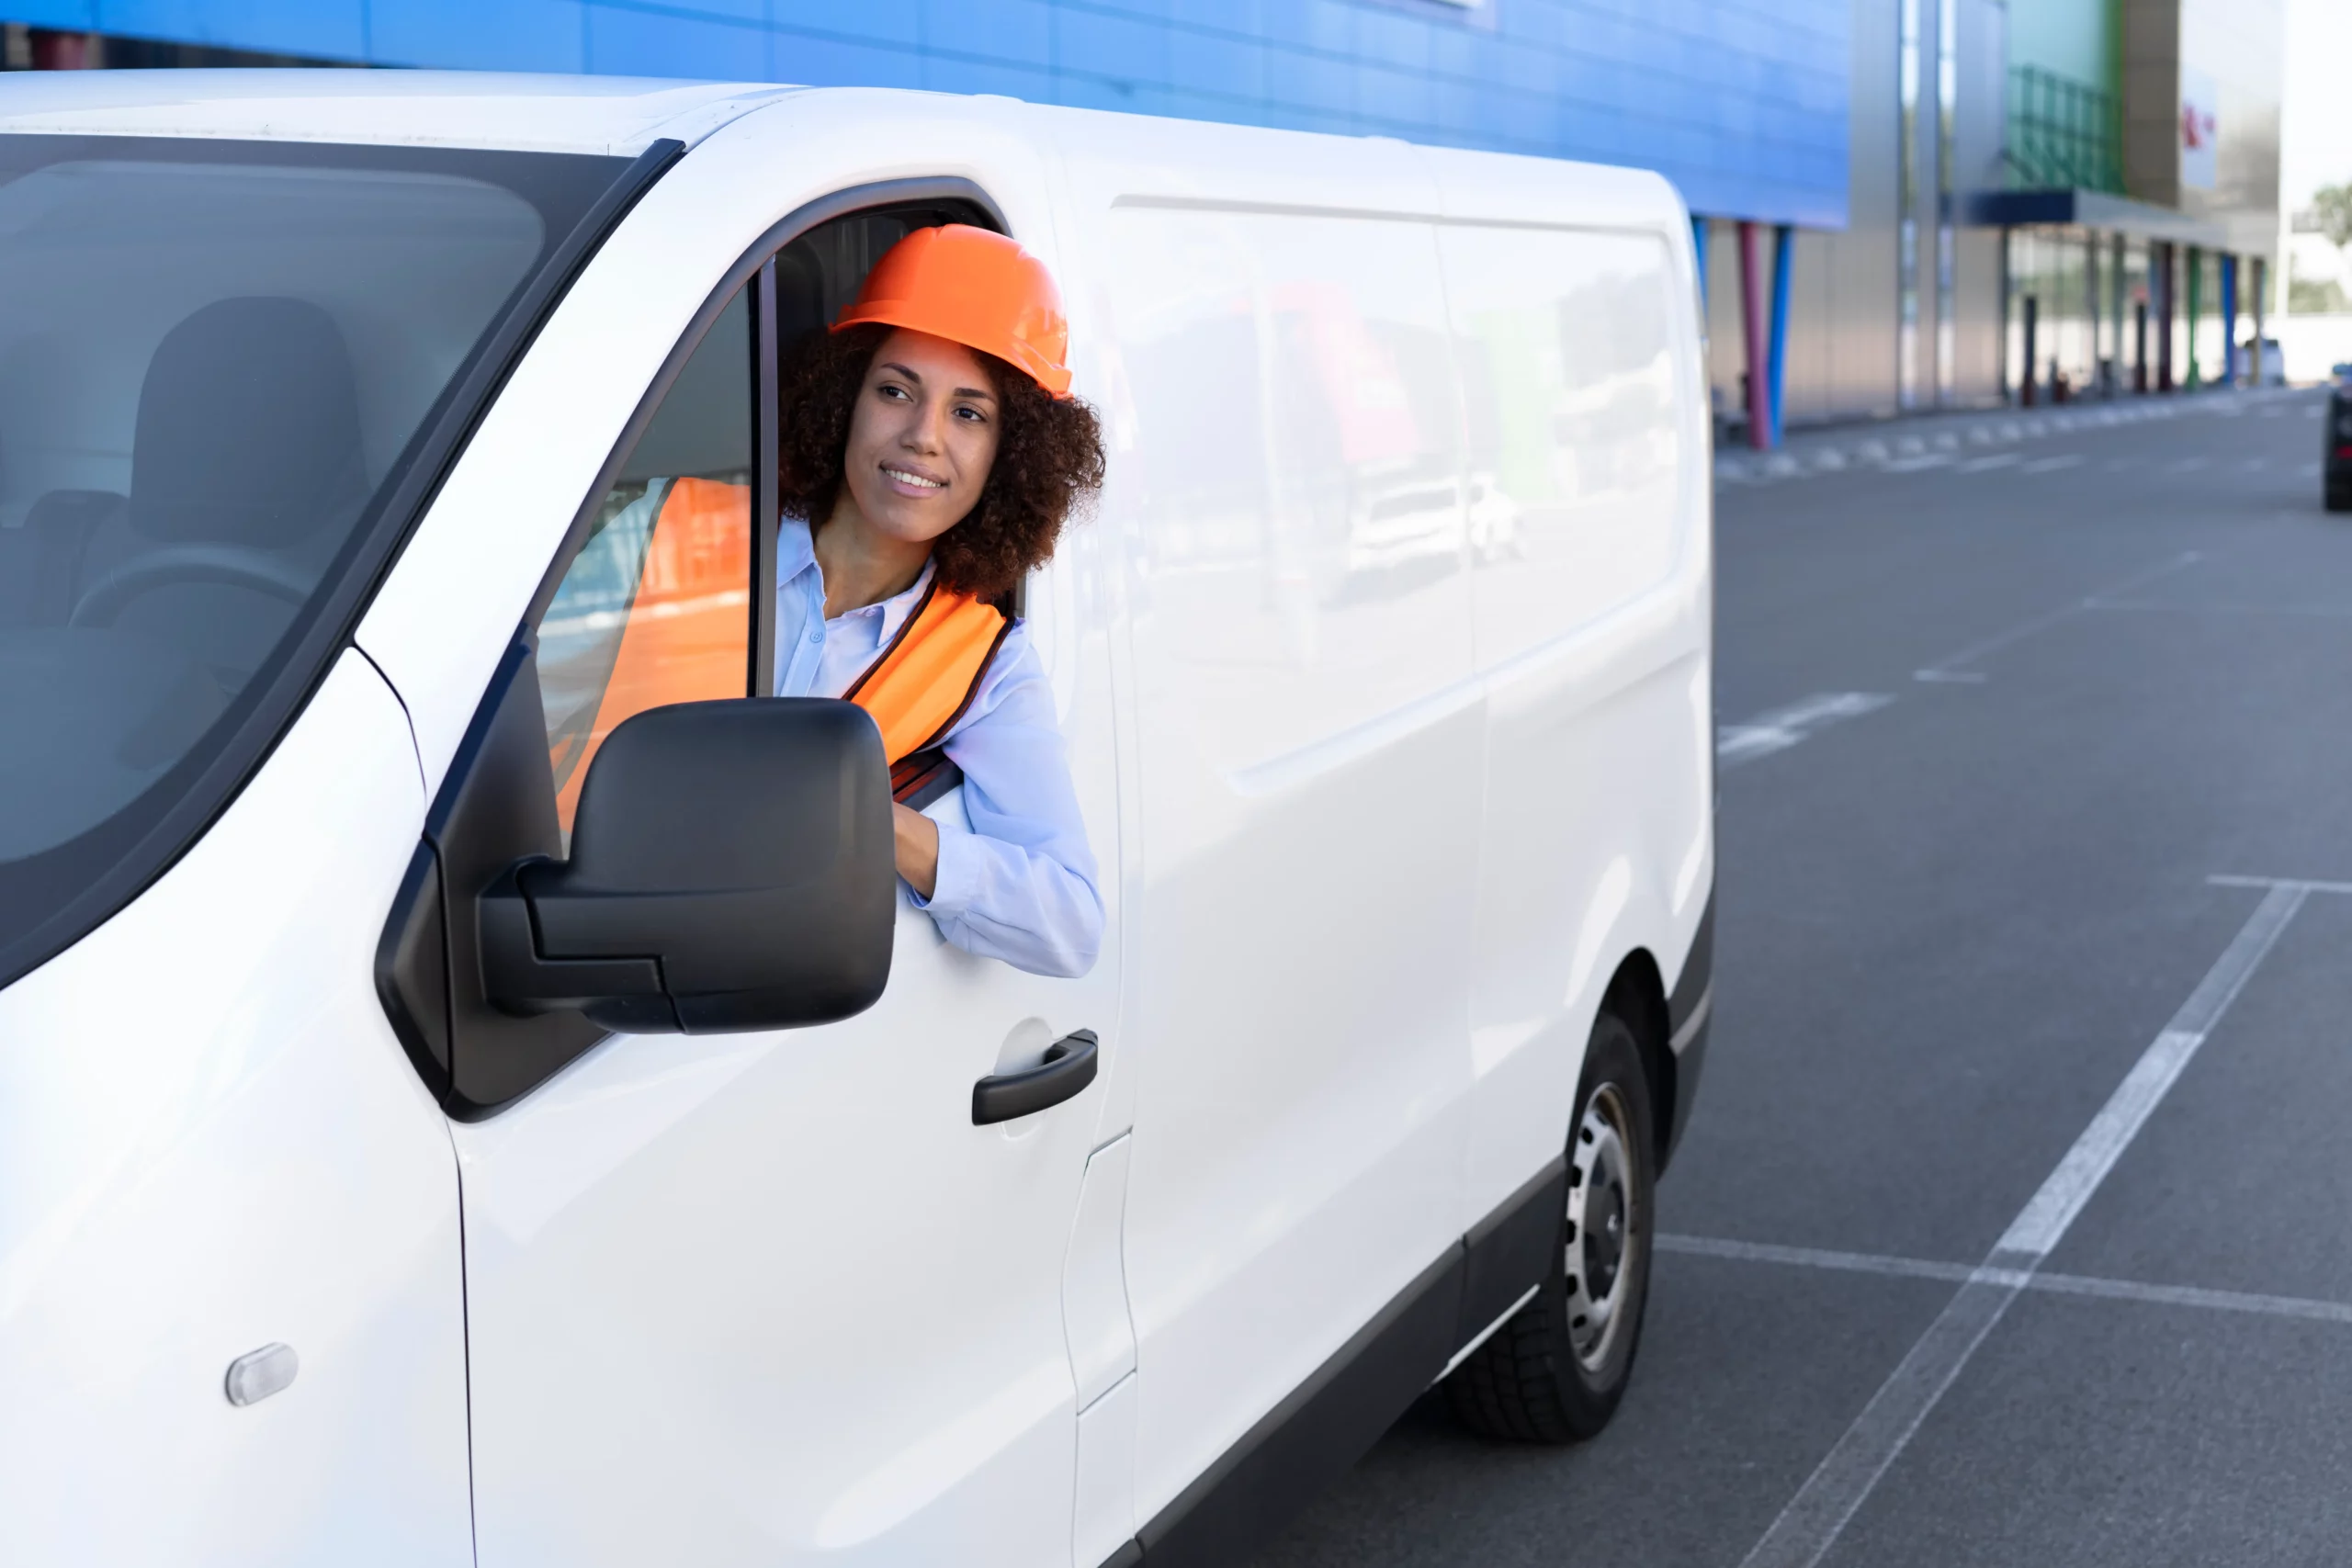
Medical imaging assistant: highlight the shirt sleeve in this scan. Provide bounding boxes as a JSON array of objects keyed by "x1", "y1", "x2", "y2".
[{"x1": 906, "y1": 623, "x2": 1105, "y2": 978}]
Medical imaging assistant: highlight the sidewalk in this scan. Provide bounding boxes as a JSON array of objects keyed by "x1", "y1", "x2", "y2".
[{"x1": 1714, "y1": 385, "x2": 2312, "y2": 486}]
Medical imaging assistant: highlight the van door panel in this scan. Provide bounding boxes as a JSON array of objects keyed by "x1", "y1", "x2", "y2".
[
  {"x1": 405, "y1": 110, "x2": 1125, "y2": 1564},
  {"x1": 1088, "y1": 195, "x2": 1476, "y2": 1519}
]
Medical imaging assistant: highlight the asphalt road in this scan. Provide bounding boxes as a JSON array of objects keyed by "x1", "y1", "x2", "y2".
[{"x1": 1251, "y1": 389, "x2": 2352, "y2": 1567}]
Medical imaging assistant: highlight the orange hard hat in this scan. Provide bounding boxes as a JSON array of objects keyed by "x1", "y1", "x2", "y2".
[{"x1": 832, "y1": 224, "x2": 1073, "y2": 398}]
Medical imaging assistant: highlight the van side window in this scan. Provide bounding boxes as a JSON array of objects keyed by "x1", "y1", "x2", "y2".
[
  {"x1": 538, "y1": 288, "x2": 753, "y2": 831},
  {"x1": 1437, "y1": 228, "x2": 1685, "y2": 668}
]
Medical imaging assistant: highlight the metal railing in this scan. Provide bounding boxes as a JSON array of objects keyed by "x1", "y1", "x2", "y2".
[{"x1": 2005, "y1": 66, "x2": 2121, "y2": 194}]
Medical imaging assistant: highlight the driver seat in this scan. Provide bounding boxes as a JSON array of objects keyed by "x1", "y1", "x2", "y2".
[{"x1": 41, "y1": 297, "x2": 368, "y2": 671}]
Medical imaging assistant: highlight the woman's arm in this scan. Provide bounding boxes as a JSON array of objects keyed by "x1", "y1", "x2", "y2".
[
  {"x1": 893, "y1": 804, "x2": 940, "y2": 898},
  {"x1": 902, "y1": 626, "x2": 1104, "y2": 978}
]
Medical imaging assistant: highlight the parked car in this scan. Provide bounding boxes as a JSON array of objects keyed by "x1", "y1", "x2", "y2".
[
  {"x1": 0, "y1": 73, "x2": 1715, "y2": 1567},
  {"x1": 2327, "y1": 365, "x2": 2352, "y2": 512},
  {"x1": 2236, "y1": 336, "x2": 2288, "y2": 387}
]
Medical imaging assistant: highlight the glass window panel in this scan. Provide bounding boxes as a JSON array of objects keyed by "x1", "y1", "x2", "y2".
[{"x1": 537, "y1": 289, "x2": 752, "y2": 833}]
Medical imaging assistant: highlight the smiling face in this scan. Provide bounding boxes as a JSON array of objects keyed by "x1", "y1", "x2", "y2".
[{"x1": 836, "y1": 328, "x2": 1003, "y2": 550}]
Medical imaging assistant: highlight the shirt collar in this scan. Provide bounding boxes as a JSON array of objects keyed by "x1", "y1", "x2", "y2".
[
  {"x1": 783, "y1": 515, "x2": 938, "y2": 641},
  {"x1": 871, "y1": 557, "x2": 937, "y2": 643}
]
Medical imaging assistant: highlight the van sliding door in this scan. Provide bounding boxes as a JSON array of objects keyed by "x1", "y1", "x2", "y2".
[{"x1": 1435, "y1": 219, "x2": 1708, "y2": 1223}]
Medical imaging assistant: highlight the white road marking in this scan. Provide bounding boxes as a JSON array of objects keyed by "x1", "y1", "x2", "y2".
[
  {"x1": 2018, "y1": 453, "x2": 2085, "y2": 475},
  {"x1": 1734, "y1": 883, "x2": 2306, "y2": 1568},
  {"x1": 1954, "y1": 452, "x2": 2023, "y2": 474},
  {"x1": 1662, "y1": 1235, "x2": 2352, "y2": 1326},
  {"x1": 2301, "y1": 462, "x2": 2324, "y2": 479},
  {"x1": 2089, "y1": 599, "x2": 2352, "y2": 621},
  {"x1": 1882, "y1": 454, "x2": 1954, "y2": 473},
  {"x1": 1912, "y1": 550, "x2": 2202, "y2": 682},
  {"x1": 2165, "y1": 456, "x2": 2210, "y2": 473},
  {"x1": 2211, "y1": 873, "x2": 2352, "y2": 897},
  {"x1": 1663, "y1": 1235, "x2": 1975, "y2": 1285},
  {"x1": 1717, "y1": 693, "x2": 1894, "y2": 767}
]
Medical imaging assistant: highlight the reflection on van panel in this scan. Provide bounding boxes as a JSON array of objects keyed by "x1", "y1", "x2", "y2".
[
  {"x1": 1442, "y1": 225, "x2": 1687, "y2": 671},
  {"x1": 1106, "y1": 205, "x2": 1470, "y2": 782}
]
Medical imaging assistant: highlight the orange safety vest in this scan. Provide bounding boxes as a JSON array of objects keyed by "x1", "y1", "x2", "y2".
[
  {"x1": 842, "y1": 576, "x2": 1011, "y2": 804},
  {"x1": 563, "y1": 478, "x2": 1007, "y2": 812}
]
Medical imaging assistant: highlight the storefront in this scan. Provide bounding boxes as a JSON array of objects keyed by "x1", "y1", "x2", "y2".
[{"x1": 1980, "y1": 190, "x2": 2247, "y2": 405}]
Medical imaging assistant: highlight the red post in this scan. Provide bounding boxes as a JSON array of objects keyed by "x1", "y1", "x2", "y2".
[
  {"x1": 29, "y1": 28, "x2": 95, "y2": 70},
  {"x1": 1738, "y1": 220, "x2": 1767, "y2": 451}
]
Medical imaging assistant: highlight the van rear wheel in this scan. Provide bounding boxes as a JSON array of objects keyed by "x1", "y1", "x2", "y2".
[{"x1": 1443, "y1": 1012, "x2": 1656, "y2": 1443}]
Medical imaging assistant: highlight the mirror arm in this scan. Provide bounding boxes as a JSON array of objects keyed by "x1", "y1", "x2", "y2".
[{"x1": 479, "y1": 859, "x2": 678, "y2": 1031}]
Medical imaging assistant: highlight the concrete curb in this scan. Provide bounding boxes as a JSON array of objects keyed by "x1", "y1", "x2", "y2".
[{"x1": 1714, "y1": 387, "x2": 2312, "y2": 486}]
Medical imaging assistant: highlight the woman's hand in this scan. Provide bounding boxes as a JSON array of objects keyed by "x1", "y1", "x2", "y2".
[{"x1": 892, "y1": 802, "x2": 941, "y2": 899}]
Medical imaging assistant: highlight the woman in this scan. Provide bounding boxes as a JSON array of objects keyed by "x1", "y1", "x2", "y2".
[{"x1": 772, "y1": 224, "x2": 1106, "y2": 979}]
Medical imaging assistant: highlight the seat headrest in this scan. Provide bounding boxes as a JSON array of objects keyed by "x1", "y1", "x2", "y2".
[{"x1": 130, "y1": 298, "x2": 367, "y2": 547}]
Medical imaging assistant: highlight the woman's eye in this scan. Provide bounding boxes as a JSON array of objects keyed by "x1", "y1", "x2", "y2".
[{"x1": 878, "y1": 383, "x2": 910, "y2": 401}]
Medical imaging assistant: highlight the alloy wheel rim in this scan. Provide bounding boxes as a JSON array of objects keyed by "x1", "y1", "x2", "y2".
[{"x1": 1565, "y1": 1082, "x2": 1639, "y2": 1372}]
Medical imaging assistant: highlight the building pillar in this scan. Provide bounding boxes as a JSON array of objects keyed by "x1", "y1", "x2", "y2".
[
  {"x1": 2088, "y1": 232, "x2": 2107, "y2": 394},
  {"x1": 2185, "y1": 246, "x2": 2202, "y2": 389},
  {"x1": 1691, "y1": 216, "x2": 1709, "y2": 315},
  {"x1": 2251, "y1": 256, "x2": 2267, "y2": 385},
  {"x1": 1738, "y1": 220, "x2": 1768, "y2": 450},
  {"x1": 1768, "y1": 223, "x2": 1794, "y2": 446},
  {"x1": 2110, "y1": 235, "x2": 2128, "y2": 396},
  {"x1": 2021, "y1": 295, "x2": 2040, "y2": 407},
  {"x1": 2220, "y1": 254, "x2": 2237, "y2": 386},
  {"x1": 2156, "y1": 243, "x2": 2175, "y2": 392}
]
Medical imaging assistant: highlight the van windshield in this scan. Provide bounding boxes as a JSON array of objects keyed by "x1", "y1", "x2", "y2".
[{"x1": 0, "y1": 136, "x2": 636, "y2": 985}]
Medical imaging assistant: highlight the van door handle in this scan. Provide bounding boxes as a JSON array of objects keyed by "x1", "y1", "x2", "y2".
[{"x1": 972, "y1": 1030, "x2": 1099, "y2": 1125}]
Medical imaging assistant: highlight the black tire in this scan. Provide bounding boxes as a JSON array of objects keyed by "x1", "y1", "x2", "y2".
[
  {"x1": 1443, "y1": 1011, "x2": 1657, "y2": 1444},
  {"x1": 2327, "y1": 485, "x2": 2352, "y2": 514}
]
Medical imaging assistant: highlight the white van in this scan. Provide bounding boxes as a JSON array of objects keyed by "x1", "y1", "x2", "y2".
[{"x1": 0, "y1": 73, "x2": 1713, "y2": 1566}]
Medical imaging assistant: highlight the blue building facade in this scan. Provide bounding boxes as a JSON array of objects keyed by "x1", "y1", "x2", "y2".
[{"x1": 0, "y1": 0, "x2": 1849, "y2": 228}]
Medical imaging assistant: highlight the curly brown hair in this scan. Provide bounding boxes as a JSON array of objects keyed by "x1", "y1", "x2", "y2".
[{"x1": 775, "y1": 321, "x2": 1106, "y2": 605}]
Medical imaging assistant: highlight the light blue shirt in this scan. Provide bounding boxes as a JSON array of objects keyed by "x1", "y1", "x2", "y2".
[{"x1": 773, "y1": 516, "x2": 1102, "y2": 978}]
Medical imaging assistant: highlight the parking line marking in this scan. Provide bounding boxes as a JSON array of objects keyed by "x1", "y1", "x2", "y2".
[
  {"x1": 1662, "y1": 1235, "x2": 1975, "y2": 1285},
  {"x1": 1955, "y1": 452, "x2": 2023, "y2": 474},
  {"x1": 2211, "y1": 873, "x2": 2352, "y2": 897},
  {"x1": 1660, "y1": 1235, "x2": 2352, "y2": 1326},
  {"x1": 1716, "y1": 693, "x2": 1894, "y2": 768},
  {"x1": 2018, "y1": 454, "x2": 2085, "y2": 474},
  {"x1": 2088, "y1": 599, "x2": 2352, "y2": 621},
  {"x1": 1734, "y1": 883, "x2": 2306, "y2": 1568},
  {"x1": 1912, "y1": 550, "x2": 2202, "y2": 682}
]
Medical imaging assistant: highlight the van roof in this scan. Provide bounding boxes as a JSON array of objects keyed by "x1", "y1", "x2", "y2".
[
  {"x1": 0, "y1": 70, "x2": 795, "y2": 156},
  {"x1": 0, "y1": 71, "x2": 1688, "y2": 231}
]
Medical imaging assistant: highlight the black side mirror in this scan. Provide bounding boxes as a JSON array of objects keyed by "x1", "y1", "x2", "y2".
[{"x1": 480, "y1": 699, "x2": 896, "y2": 1032}]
